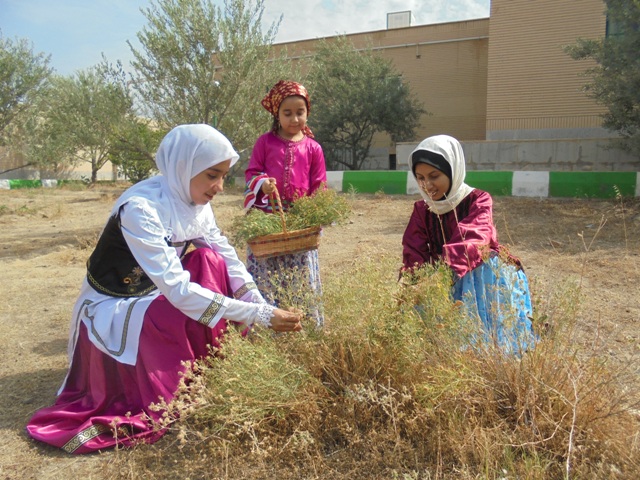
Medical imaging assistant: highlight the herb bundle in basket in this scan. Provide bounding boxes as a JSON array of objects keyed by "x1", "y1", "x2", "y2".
[{"x1": 232, "y1": 187, "x2": 351, "y2": 258}]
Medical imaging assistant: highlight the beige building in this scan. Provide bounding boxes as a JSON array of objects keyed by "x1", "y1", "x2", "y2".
[
  {"x1": 279, "y1": 16, "x2": 490, "y2": 143},
  {"x1": 273, "y1": 0, "x2": 637, "y2": 172},
  {"x1": 275, "y1": 0, "x2": 610, "y2": 142},
  {"x1": 486, "y1": 0, "x2": 608, "y2": 140}
]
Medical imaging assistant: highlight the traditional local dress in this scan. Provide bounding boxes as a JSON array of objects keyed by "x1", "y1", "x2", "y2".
[
  {"x1": 402, "y1": 135, "x2": 536, "y2": 354},
  {"x1": 244, "y1": 132, "x2": 326, "y2": 212},
  {"x1": 27, "y1": 125, "x2": 273, "y2": 453},
  {"x1": 244, "y1": 131, "x2": 327, "y2": 326}
]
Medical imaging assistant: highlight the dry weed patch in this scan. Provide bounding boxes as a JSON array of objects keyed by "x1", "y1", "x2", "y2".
[{"x1": 107, "y1": 256, "x2": 640, "y2": 479}]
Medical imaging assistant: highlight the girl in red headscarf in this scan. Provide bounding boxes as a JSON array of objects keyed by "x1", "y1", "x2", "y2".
[{"x1": 244, "y1": 80, "x2": 327, "y2": 326}]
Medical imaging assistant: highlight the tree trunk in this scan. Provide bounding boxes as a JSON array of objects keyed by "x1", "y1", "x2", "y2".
[
  {"x1": 91, "y1": 159, "x2": 98, "y2": 184},
  {"x1": 350, "y1": 145, "x2": 359, "y2": 170}
]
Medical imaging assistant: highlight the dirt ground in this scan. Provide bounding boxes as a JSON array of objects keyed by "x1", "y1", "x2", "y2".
[{"x1": 1, "y1": 184, "x2": 639, "y2": 479}]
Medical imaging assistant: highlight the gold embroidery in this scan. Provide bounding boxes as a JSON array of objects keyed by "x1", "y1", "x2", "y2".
[
  {"x1": 234, "y1": 282, "x2": 257, "y2": 299},
  {"x1": 123, "y1": 266, "x2": 145, "y2": 293},
  {"x1": 86, "y1": 269, "x2": 157, "y2": 297},
  {"x1": 62, "y1": 423, "x2": 111, "y2": 453},
  {"x1": 198, "y1": 294, "x2": 225, "y2": 326},
  {"x1": 167, "y1": 240, "x2": 186, "y2": 247}
]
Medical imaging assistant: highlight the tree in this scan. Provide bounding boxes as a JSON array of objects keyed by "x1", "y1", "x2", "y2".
[
  {"x1": 0, "y1": 30, "x2": 52, "y2": 177},
  {"x1": 26, "y1": 61, "x2": 136, "y2": 183},
  {"x1": 108, "y1": 119, "x2": 164, "y2": 183},
  {"x1": 18, "y1": 96, "x2": 76, "y2": 179},
  {"x1": 565, "y1": 0, "x2": 640, "y2": 156},
  {"x1": 0, "y1": 32, "x2": 52, "y2": 140},
  {"x1": 307, "y1": 36, "x2": 426, "y2": 170},
  {"x1": 129, "y1": 0, "x2": 296, "y2": 155}
]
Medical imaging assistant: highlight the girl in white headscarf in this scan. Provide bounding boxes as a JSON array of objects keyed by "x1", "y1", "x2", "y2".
[
  {"x1": 27, "y1": 124, "x2": 302, "y2": 454},
  {"x1": 401, "y1": 134, "x2": 536, "y2": 355}
]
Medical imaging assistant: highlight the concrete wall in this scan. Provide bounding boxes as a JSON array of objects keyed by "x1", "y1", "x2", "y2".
[
  {"x1": 274, "y1": 18, "x2": 490, "y2": 142},
  {"x1": 396, "y1": 138, "x2": 640, "y2": 172}
]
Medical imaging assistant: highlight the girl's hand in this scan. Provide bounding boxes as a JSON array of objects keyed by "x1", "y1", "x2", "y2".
[
  {"x1": 261, "y1": 178, "x2": 277, "y2": 195},
  {"x1": 269, "y1": 307, "x2": 303, "y2": 332}
]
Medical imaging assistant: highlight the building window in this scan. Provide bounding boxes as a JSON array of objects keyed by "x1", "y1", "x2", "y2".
[
  {"x1": 605, "y1": 15, "x2": 624, "y2": 37},
  {"x1": 606, "y1": 12, "x2": 638, "y2": 38}
]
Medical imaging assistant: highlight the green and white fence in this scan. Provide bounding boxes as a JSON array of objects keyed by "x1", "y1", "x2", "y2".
[
  {"x1": 0, "y1": 179, "x2": 59, "y2": 189},
  {"x1": 326, "y1": 171, "x2": 640, "y2": 198},
  {"x1": 4, "y1": 172, "x2": 640, "y2": 198}
]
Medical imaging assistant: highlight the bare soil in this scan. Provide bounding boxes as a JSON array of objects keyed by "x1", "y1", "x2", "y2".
[{"x1": 1, "y1": 184, "x2": 639, "y2": 479}]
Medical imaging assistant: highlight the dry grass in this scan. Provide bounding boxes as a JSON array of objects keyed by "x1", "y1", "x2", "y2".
[
  {"x1": 105, "y1": 256, "x2": 640, "y2": 479},
  {"x1": 2, "y1": 185, "x2": 639, "y2": 479}
]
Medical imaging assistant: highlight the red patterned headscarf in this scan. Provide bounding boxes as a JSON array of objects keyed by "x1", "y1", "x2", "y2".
[{"x1": 261, "y1": 80, "x2": 314, "y2": 138}]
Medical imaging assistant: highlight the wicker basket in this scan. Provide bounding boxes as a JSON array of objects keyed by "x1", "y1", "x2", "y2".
[{"x1": 247, "y1": 188, "x2": 322, "y2": 259}]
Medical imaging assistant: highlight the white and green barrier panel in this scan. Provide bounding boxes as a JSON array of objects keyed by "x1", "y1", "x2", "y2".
[
  {"x1": 326, "y1": 171, "x2": 640, "y2": 198},
  {"x1": 5, "y1": 173, "x2": 640, "y2": 198},
  {"x1": 0, "y1": 179, "x2": 58, "y2": 189}
]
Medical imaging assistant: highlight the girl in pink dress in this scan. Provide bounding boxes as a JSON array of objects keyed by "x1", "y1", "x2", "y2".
[
  {"x1": 26, "y1": 124, "x2": 302, "y2": 454},
  {"x1": 244, "y1": 80, "x2": 327, "y2": 326}
]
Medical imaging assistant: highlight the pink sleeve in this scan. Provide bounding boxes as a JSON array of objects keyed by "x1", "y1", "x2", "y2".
[
  {"x1": 442, "y1": 191, "x2": 497, "y2": 278},
  {"x1": 244, "y1": 135, "x2": 269, "y2": 210},
  {"x1": 308, "y1": 140, "x2": 327, "y2": 194}
]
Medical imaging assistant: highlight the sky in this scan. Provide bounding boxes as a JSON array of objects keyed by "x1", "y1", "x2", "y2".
[{"x1": 0, "y1": 0, "x2": 490, "y2": 76}]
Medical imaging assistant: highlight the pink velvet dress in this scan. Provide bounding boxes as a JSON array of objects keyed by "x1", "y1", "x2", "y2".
[
  {"x1": 25, "y1": 124, "x2": 271, "y2": 453},
  {"x1": 26, "y1": 248, "x2": 234, "y2": 453},
  {"x1": 27, "y1": 125, "x2": 273, "y2": 454}
]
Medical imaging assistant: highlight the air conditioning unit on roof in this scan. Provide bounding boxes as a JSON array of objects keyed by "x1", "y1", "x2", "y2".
[{"x1": 387, "y1": 11, "x2": 415, "y2": 29}]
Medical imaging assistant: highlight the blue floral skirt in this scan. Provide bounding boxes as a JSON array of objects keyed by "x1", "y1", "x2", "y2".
[
  {"x1": 247, "y1": 248, "x2": 324, "y2": 327},
  {"x1": 451, "y1": 256, "x2": 536, "y2": 355}
]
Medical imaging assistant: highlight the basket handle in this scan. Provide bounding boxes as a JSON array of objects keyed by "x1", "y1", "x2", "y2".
[{"x1": 269, "y1": 186, "x2": 287, "y2": 234}]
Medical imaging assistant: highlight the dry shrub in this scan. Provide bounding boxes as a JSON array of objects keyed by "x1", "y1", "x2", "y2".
[
  {"x1": 107, "y1": 257, "x2": 640, "y2": 479},
  {"x1": 258, "y1": 264, "x2": 324, "y2": 323}
]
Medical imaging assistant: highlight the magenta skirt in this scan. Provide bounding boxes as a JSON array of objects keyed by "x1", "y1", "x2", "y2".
[{"x1": 26, "y1": 248, "x2": 232, "y2": 453}]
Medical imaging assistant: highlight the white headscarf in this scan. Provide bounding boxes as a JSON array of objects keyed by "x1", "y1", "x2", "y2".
[
  {"x1": 408, "y1": 134, "x2": 474, "y2": 215},
  {"x1": 112, "y1": 124, "x2": 239, "y2": 241}
]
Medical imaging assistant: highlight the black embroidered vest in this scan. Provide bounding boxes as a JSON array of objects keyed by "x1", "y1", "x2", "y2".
[{"x1": 86, "y1": 208, "x2": 190, "y2": 297}]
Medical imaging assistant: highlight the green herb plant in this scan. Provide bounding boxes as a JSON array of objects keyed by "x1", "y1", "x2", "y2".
[{"x1": 231, "y1": 187, "x2": 351, "y2": 246}]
